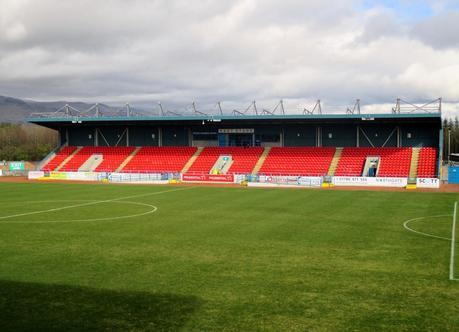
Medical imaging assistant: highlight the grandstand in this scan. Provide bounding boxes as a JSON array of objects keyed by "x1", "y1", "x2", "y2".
[{"x1": 28, "y1": 100, "x2": 442, "y2": 185}]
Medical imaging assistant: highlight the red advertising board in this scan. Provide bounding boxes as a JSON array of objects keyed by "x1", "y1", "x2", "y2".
[{"x1": 182, "y1": 174, "x2": 234, "y2": 182}]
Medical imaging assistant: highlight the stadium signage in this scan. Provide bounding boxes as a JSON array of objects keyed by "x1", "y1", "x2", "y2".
[
  {"x1": 182, "y1": 173, "x2": 234, "y2": 182},
  {"x1": 49, "y1": 172, "x2": 68, "y2": 179},
  {"x1": 416, "y1": 178, "x2": 440, "y2": 188},
  {"x1": 218, "y1": 128, "x2": 254, "y2": 134},
  {"x1": 46, "y1": 171, "x2": 99, "y2": 181},
  {"x1": 65, "y1": 172, "x2": 99, "y2": 181},
  {"x1": 234, "y1": 174, "x2": 248, "y2": 183},
  {"x1": 109, "y1": 172, "x2": 168, "y2": 184},
  {"x1": 28, "y1": 171, "x2": 45, "y2": 179},
  {"x1": 332, "y1": 176, "x2": 408, "y2": 187},
  {"x1": 257, "y1": 175, "x2": 322, "y2": 187},
  {"x1": 9, "y1": 161, "x2": 25, "y2": 171}
]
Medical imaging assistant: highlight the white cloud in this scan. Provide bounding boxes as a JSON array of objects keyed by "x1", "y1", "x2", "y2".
[{"x1": 0, "y1": 0, "x2": 457, "y2": 117}]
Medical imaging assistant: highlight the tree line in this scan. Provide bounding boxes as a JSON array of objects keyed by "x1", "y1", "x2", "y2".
[{"x1": 0, "y1": 123, "x2": 58, "y2": 161}]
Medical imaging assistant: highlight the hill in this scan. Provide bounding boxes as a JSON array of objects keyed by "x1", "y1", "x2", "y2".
[{"x1": 0, "y1": 96, "x2": 125, "y2": 123}]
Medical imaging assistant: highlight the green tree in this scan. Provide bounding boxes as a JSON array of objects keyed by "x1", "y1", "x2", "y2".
[{"x1": 0, "y1": 123, "x2": 57, "y2": 161}]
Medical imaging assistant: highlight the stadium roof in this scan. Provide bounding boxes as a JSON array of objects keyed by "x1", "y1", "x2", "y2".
[
  {"x1": 27, "y1": 112, "x2": 442, "y2": 130},
  {"x1": 28, "y1": 112, "x2": 441, "y2": 123}
]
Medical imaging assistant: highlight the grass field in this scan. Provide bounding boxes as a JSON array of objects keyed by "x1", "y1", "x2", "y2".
[{"x1": 0, "y1": 182, "x2": 458, "y2": 331}]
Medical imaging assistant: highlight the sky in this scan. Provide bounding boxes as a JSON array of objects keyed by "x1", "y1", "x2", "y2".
[{"x1": 0, "y1": 0, "x2": 458, "y2": 117}]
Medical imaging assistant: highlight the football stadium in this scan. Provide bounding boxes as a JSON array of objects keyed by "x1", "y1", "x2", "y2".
[{"x1": 0, "y1": 98, "x2": 458, "y2": 330}]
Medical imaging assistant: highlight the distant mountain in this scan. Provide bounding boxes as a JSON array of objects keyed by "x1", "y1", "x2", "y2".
[
  {"x1": 0, "y1": 96, "x2": 149, "y2": 123},
  {"x1": 0, "y1": 96, "x2": 36, "y2": 123}
]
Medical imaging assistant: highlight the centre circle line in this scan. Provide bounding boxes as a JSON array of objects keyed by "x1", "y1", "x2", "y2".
[{"x1": 0, "y1": 200, "x2": 158, "y2": 224}]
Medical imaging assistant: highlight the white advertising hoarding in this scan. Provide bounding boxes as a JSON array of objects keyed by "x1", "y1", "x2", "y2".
[
  {"x1": 257, "y1": 175, "x2": 322, "y2": 187},
  {"x1": 416, "y1": 178, "x2": 440, "y2": 188},
  {"x1": 64, "y1": 172, "x2": 99, "y2": 181},
  {"x1": 109, "y1": 172, "x2": 166, "y2": 184},
  {"x1": 28, "y1": 171, "x2": 45, "y2": 179},
  {"x1": 332, "y1": 176, "x2": 408, "y2": 187}
]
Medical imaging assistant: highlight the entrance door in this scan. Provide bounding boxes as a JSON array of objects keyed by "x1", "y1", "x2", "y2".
[{"x1": 362, "y1": 156, "x2": 380, "y2": 177}]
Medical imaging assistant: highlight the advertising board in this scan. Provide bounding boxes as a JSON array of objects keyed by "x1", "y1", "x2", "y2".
[
  {"x1": 416, "y1": 178, "x2": 440, "y2": 188},
  {"x1": 332, "y1": 176, "x2": 408, "y2": 187},
  {"x1": 28, "y1": 171, "x2": 45, "y2": 179},
  {"x1": 182, "y1": 174, "x2": 234, "y2": 182},
  {"x1": 109, "y1": 173, "x2": 166, "y2": 184},
  {"x1": 257, "y1": 175, "x2": 322, "y2": 187},
  {"x1": 9, "y1": 162, "x2": 25, "y2": 171},
  {"x1": 46, "y1": 172, "x2": 98, "y2": 181}
]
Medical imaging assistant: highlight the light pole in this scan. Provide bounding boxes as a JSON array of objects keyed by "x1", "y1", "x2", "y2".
[{"x1": 448, "y1": 128, "x2": 451, "y2": 163}]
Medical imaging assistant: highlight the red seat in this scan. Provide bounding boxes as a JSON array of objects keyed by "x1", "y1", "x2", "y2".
[
  {"x1": 187, "y1": 147, "x2": 264, "y2": 174},
  {"x1": 59, "y1": 146, "x2": 135, "y2": 172},
  {"x1": 335, "y1": 147, "x2": 412, "y2": 177},
  {"x1": 417, "y1": 147, "x2": 437, "y2": 178},
  {"x1": 258, "y1": 147, "x2": 335, "y2": 176},
  {"x1": 122, "y1": 147, "x2": 197, "y2": 173},
  {"x1": 41, "y1": 146, "x2": 77, "y2": 171}
]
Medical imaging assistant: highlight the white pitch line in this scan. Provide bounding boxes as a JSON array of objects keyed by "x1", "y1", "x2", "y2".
[
  {"x1": 0, "y1": 186, "x2": 193, "y2": 221},
  {"x1": 0, "y1": 201, "x2": 158, "y2": 224},
  {"x1": 0, "y1": 200, "x2": 118, "y2": 220},
  {"x1": 449, "y1": 202, "x2": 457, "y2": 281},
  {"x1": 402, "y1": 205, "x2": 459, "y2": 282},
  {"x1": 402, "y1": 215, "x2": 453, "y2": 241}
]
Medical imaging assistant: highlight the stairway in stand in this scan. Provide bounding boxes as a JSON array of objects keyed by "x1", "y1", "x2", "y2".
[
  {"x1": 251, "y1": 147, "x2": 271, "y2": 175},
  {"x1": 55, "y1": 147, "x2": 82, "y2": 171},
  {"x1": 409, "y1": 147, "x2": 421, "y2": 178},
  {"x1": 116, "y1": 147, "x2": 141, "y2": 172},
  {"x1": 181, "y1": 147, "x2": 204, "y2": 173},
  {"x1": 327, "y1": 147, "x2": 343, "y2": 176}
]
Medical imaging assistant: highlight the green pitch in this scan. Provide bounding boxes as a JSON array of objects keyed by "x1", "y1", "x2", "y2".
[{"x1": 0, "y1": 182, "x2": 458, "y2": 331}]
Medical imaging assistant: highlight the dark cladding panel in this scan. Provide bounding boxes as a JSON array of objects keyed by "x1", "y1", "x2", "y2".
[
  {"x1": 162, "y1": 127, "x2": 189, "y2": 146},
  {"x1": 359, "y1": 126, "x2": 398, "y2": 147},
  {"x1": 97, "y1": 127, "x2": 127, "y2": 146},
  {"x1": 68, "y1": 127, "x2": 95, "y2": 146},
  {"x1": 283, "y1": 125, "x2": 316, "y2": 146},
  {"x1": 401, "y1": 126, "x2": 439, "y2": 147},
  {"x1": 322, "y1": 125, "x2": 356, "y2": 147},
  {"x1": 129, "y1": 127, "x2": 159, "y2": 146},
  {"x1": 59, "y1": 128, "x2": 66, "y2": 145}
]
